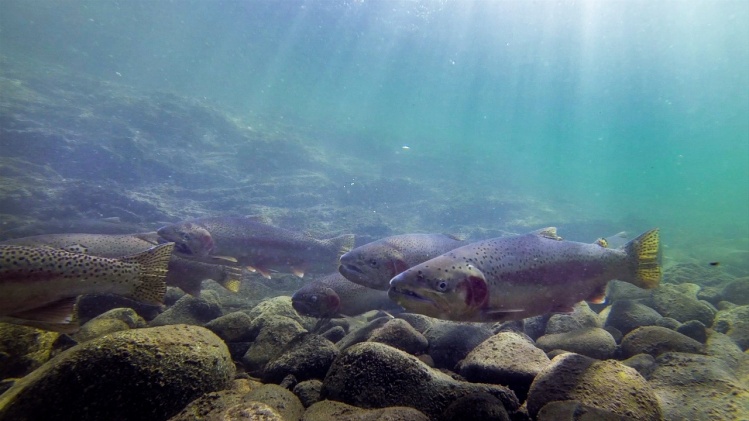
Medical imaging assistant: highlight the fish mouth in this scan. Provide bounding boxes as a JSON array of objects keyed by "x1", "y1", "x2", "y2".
[
  {"x1": 388, "y1": 285, "x2": 436, "y2": 305},
  {"x1": 339, "y1": 264, "x2": 364, "y2": 275}
]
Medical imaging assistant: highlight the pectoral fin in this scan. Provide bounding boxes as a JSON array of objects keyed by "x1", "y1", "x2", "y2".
[
  {"x1": 212, "y1": 255, "x2": 238, "y2": 263},
  {"x1": 9, "y1": 297, "x2": 78, "y2": 327}
]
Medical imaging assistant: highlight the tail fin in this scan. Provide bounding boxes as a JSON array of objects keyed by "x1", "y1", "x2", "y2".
[
  {"x1": 327, "y1": 234, "x2": 356, "y2": 260},
  {"x1": 122, "y1": 242, "x2": 174, "y2": 305},
  {"x1": 623, "y1": 228, "x2": 661, "y2": 289}
]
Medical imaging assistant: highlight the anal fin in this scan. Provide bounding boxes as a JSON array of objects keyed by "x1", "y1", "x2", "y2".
[{"x1": 586, "y1": 284, "x2": 608, "y2": 304}]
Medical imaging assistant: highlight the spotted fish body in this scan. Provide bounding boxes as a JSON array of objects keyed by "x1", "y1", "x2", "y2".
[
  {"x1": 388, "y1": 228, "x2": 661, "y2": 322},
  {"x1": 0, "y1": 243, "x2": 174, "y2": 332},
  {"x1": 1, "y1": 233, "x2": 241, "y2": 296},
  {"x1": 292, "y1": 272, "x2": 402, "y2": 318},
  {"x1": 338, "y1": 233, "x2": 467, "y2": 290},
  {"x1": 157, "y1": 216, "x2": 355, "y2": 279}
]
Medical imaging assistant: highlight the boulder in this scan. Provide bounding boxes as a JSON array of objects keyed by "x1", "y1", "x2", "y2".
[
  {"x1": 368, "y1": 318, "x2": 428, "y2": 355},
  {"x1": 302, "y1": 400, "x2": 429, "y2": 421},
  {"x1": 536, "y1": 327, "x2": 617, "y2": 360},
  {"x1": 458, "y1": 331, "x2": 550, "y2": 401},
  {"x1": 321, "y1": 342, "x2": 519, "y2": 420},
  {"x1": 648, "y1": 352, "x2": 749, "y2": 421},
  {"x1": 150, "y1": 291, "x2": 222, "y2": 326},
  {"x1": 293, "y1": 379, "x2": 323, "y2": 408},
  {"x1": 424, "y1": 321, "x2": 493, "y2": 369},
  {"x1": 712, "y1": 305, "x2": 749, "y2": 350},
  {"x1": 676, "y1": 320, "x2": 707, "y2": 343},
  {"x1": 544, "y1": 302, "x2": 601, "y2": 335},
  {"x1": 720, "y1": 278, "x2": 749, "y2": 305},
  {"x1": 620, "y1": 326, "x2": 705, "y2": 358},
  {"x1": 0, "y1": 325, "x2": 234, "y2": 421},
  {"x1": 651, "y1": 284, "x2": 716, "y2": 325},
  {"x1": 242, "y1": 316, "x2": 307, "y2": 374},
  {"x1": 0, "y1": 324, "x2": 73, "y2": 379},
  {"x1": 262, "y1": 333, "x2": 339, "y2": 383},
  {"x1": 204, "y1": 311, "x2": 254, "y2": 343},
  {"x1": 442, "y1": 392, "x2": 510, "y2": 421},
  {"x1": 526, "y1": 353, "x2": 662, "y2": 420},
  {"x1": 604, "y1": 300, "x2": 661, "y2": 335},
  {"x1": 73, "y1": 307, "x2": 146, "y2": 343}
]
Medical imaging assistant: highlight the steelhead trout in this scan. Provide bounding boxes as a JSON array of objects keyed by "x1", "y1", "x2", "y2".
[
  {"x1": 339, "y1": 233, "x2": 467, "y2": 290},
  {"x1": 1, "y1": 233, "x2": 241, "y2": 296},
  {"x1": 388, "y1": 228, "x2": 661, "y2": 322},
  {"x1": 292, "y1": 272, "x2": 402, "y2": 318},
  {"x1": 157, "y1": 216, "x2": 355, "y2": 279},
  {"x1": 0, "y1": 242, "x2": 174, "y2": 332}
]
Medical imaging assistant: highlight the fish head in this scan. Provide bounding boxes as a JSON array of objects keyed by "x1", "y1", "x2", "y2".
[
  {"x1": 157, "y1": 222, "x2": 214, "y2": 257},
  {"x1": 292, "y1": 286, "x2": 341, "y2": 318},
  {"x1": 388, "y1": 257, "x2": 489, "y2": 321},
  {"x1": 338, "y1": 241, "x2": 410, "y2": 290}
]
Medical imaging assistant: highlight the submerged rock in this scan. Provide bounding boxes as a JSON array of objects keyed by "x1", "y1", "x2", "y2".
[
  {"x1": 150, "y1": 291, "x2": 222, "y2": 326},
  {"x1": 457, "y1": 331, "x2": 550, "y2": 401},
  {"x1": 321, "y1": 342, "x2": 519, "y2": 420},
  {"x1": 424, "y1": 321, "x2": 493, "y2": 369},
  {"x1": 536, "y1": 327, "x2": 617, "y2": 360},
  {"x1": 293, "y1": 379, "x2": 323, "y2": 408},
  {"x1": 544, "y1": 302, "x2": 601, "y2": 335},
  {"x1": 73, "y1": 307, "x2": 146, "y2": 343},
  {"x1": 712, "y1": 305, "x2": 749, "y2": 350},
  {"x1": 242, "y1": 315, "x2": 307, "y2": 374},
  {"x1": 367, "y1": 318, "x2": 429, "y2": 355},
  {"x1": 526, "y1": 353, "x2": 662, "y2": 420},
  {"x1": 262, "y1": 333, "x2": 339, "y2": 384},
  {"x1": 302, "y1": 400, "x2": 430, "y2": 421},
  {"x1": 604, "y1": 300, "x2": 662, "y2": 335},
  {"x1": 651, "y1": 283, "x2": 716, "y2": 325},
  {"x1": 620, "y1": 326, "x2": 705, "y2": 358},
  {"x1": 0, "y1": 325, "x2": 234, "y2": 421},
  {"x1": 0, "y1": 324, "x2": 73, "y2": 380}
]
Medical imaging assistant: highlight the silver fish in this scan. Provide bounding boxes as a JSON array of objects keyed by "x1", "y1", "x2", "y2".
[{"x1": 292, "y1": 272, "x2": 402, "y2": 318}]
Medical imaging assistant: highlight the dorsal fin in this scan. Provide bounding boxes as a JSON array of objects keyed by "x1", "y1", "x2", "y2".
[{"x1": 532, "y1": 227, "x2": 562, "y2": 240}]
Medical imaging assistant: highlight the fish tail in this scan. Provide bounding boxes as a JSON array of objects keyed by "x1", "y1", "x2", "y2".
[
  {"x1": 622, "y1": 228, "x2": 661, "y2": 289},
  {"x1": 122, "y1": 242, "x2": 174, "y2": 305}
]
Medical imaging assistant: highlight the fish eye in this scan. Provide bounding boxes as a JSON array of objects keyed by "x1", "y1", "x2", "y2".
[
  {"x1": 368, "y1": 259, "x2": 378, "y2": 267},
  {"x1": 310, "y1": 295, "x2": 318, "y2": 302},
  {"x1": 435, "y1": 280, "x2": 448, "y2": 292}
]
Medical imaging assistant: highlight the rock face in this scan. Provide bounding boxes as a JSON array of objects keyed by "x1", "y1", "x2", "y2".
[
  {"x1": 648, "y1": 352, "x2": 749, "y2": 420},
  {"x1": 536, "y1": 327, "x2": 617, "y2": 360},
  {"x1": 0, "y1": 325, "x2": 234, "y2": 421},
  {"x1": 526, "y1": 353, "x2": 662, "y2": 421},
  {"x1": 321, "y1": 342, "x2": 519, "y2": 420},
  {"x1": 458, "y1": 331, "x2": 550, "y2": 401},
  {"x1": 620, "y1": 326, "x2": 705, "y2": 358}
]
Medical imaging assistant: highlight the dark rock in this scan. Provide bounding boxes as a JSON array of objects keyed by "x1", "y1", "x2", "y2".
[
  {"x1": 222, "y1": 402, "x2": 285, "y2": 420},
  {"x1": 302, "y1": 400, "x2": 430, "y2": 421},
  {"x1": 711, "y1": 305, "x2": 749, "y2": 350},
  {"x1": 604, "y1": 326, "x2": 623, "y2": 343},
  {"x1": 536, "y1": 327, "x2": 617, "y2": 360},
  {"x1": 321, "y1": 342, "x2": 519, "y2": 420},
  {"x1": 168, "y1": 389, "x2": 246, "y2": 421},
  {"x1": 204, "y1": 311, "x2": 254, "y2": 343},
  {"x1": 676, "y1": 320, "x2": 707, "y2": 343},
  {"x1": 335, "y1": 316, "x2": 391, "y2": 351},
  {"x1": 293, "y1": 379, "x2": 322, "y2": 408},
  {"x1": 262, "y1": 333, "x2": 339, "y2": 383},
  {"x1": 0, "y1": 324, "x2": 73, "y2": 379},
  {"x1": 705, "y1": 331, "x2": 747, "y2": 372},
  {"x1": 620, "y1": 326, "x2": 705, "y2": 358},
  {"x1": 442, "y1": 392, "x2": 510, "y2": 421},
  {"x1": 321, "y1": 326, "x2": 346, "y2": 343},
  {"x1": 0, "y1": 325, "x2": 234, "y2": 421},
  {"x1": 76, "y1": 294, "x2": 162, "y2": 324},
  {"x1": 245, "y1": 384, "x2": 305, "y2": 421},
  {"x1": 457, "y1": 331, "x2": 550, "y2": 402},
  {"x1": 526, "y1": 353, "x2": 662, "y2": 420},
  {"x1": 721, "y1": 278, "x2": 749, "y2": 305},
  {"x1": 651, "y1": 283, "x2": 716, "y2": 325},
  {"x1": 73, "y1": 307, "x2": 146, "y2": 343},
  {"x1": 621, "y1": 353, "x2": 657, "y2": 377},
  {"x1": 544, "y1": 302, "x2": 601, "y2": 334},
  {"x1": 368, "y1": 318, "x2": 428, "y2": 355},
  {"x1": 279, "y1": 374, "x2": 298, "y2": 389},
  {"x1": 648, "y1": 352, "x2": 749, "y2": 421},
  {"x1": 697, "y1": 286, "x2": 723, "y2": 305},
  {"x1": 523, "y1": 315, "x2": 549, "y2": 340},
  {"x1": 655, "y1": 317, "x2": 681, "y2": 330},
  {"x1": 242, "y1": 316, "x2": 307, "y2": 374},
  {"x1": 606, "y1": 280, "x2": 652, "y2": 302},
  {"x1": 537, "y1": 400, "x2": 642, "y2": 421},
  {"x1": 227, "y1": 342, "x2": 251, "y2": 361},
  {"x1": 395, "y1": 313, "x2": 435, "y2": 333},
  {"x1": 424, "y1": 321, "x2": 493, "y2": 369},
  {"x1": 605, "y1": 300, "x2": 662, "y2": 335},
  {"x1": 150, "y1": 291, "x2": 222, "y2": 326}
]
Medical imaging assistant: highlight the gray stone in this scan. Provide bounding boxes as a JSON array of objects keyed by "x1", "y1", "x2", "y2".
[
  {"x1": 321, "y1": 342, "x2": 519, "y2": 420},
  {"x1": 720, "y1": 277, "x2": 749, "y2": 305},
  {"x1": 620, "y1": 326, "x2": 705, "y2": 358},
  {"x1": 537, "y1": 400, "x2": 644, "y2": 421},
  {"x1": 621, "y1": 353, "x2": 656, "y2": 377},
  {"x1": 526, "y1": 353, "x2": 661, "y2": 420},
  {"x1": 242, "y1": 316, "x2": 307, "y2": 374},
  {"x1": 320, "y1": 326, "x2": 346, "y2": 343},
  {"x1": 536, "y1": 327, "x2": 617, "y2": 360},
  {"x1": 544, "y1": 302, "x2": 601, "y2": 334},
  {"x1": 204, "y1": 311, "x2": 254, "y2": 342},
  {"x1": 648, "y1": 352, "x2": 749, "y2": 421},
  {"x1": 458, "y1": 331, "x2": 549, "y2": 401},
  {"x1": 302, "y1": 400, "x2": 430, "y2": 421},
  {"x1": 655, "y1": 317, "x2": 681, "y2": 330},
  {"x1": 368, "y1": 318, "x2": 428, "y2": 355},
  {"x1": 523, "y1": 315, "x2": 550, "y2": 340},
  {"x1": 150, "y1": 291, "x2": 222, "y2": 326},
  {"x1": 246, "y1": 384, "x2": 305, "y2": 421},
  {"x1": 262, "y1": 333, "x2": 339, "y2": 384},
  {"x1": 0, "y1": 324, "x2": 73, "y2": 379},
  {"x1": 336, "y1": 316, "x2": 391, "y2": 351},
  {"x1": 676, "y1": 320, "x2": 707, "y2": 343},
  {"x1": 712, "y1": 305, "x2": 749, "y2": 350},
  {"x1": 651, "y1": 283, "x2": 716, "y2": 325},
  {"x1": 424, "y1": 321, "x2": 493, "y2": 369},
  {"x1": 0, "y1": 325, "x2": 234, "y2": 421},
  {"x1": 442, "y1": 392, "x2": 510, "y2": 421},
  {"x1": 395, "y1": 313, "x2": 435, "y2": 333},
  {"x1": 604, "y1": 300, "x2": 661, "y2": 335},
  {"x1": 293, "y1": 379, "x2": 322, "y2": 408}
]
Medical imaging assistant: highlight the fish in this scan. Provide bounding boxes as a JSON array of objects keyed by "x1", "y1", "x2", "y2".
[
  {"x1": 388, "y1": 227, "x2": 661, "y2": 322},
  {"x1": 0, "y1": 217, "x2": 158, "y2": 241},
  {"x1": 338, "y1": 233, "x2": 468, "y2": 290},
  {"x1": 157, "y1": 216, "x2": 355, "y2": 279},
  {"x1": 0, "y1": 242, "x2": 174, "y2": 332},
  {"x1": 292, "y1": 272, "x2": 402, "y2": 318},
  {"x1": 1, "y1": 233, "x2": 241, "y2": 296}
]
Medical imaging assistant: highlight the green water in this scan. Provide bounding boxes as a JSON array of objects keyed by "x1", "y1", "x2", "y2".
[{"x1": 1, "y1": 0, "x2": 747, "y2": 265}]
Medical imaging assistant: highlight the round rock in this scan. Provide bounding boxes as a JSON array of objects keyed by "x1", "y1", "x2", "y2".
[
  {"x1": 604, "y1": 300, "x2": 662, "y2": 335},
  {"x1": 620, "y1": 326, "x2": 706, "y2": 358},
  {"x1": 368, "y1": 318, "x2": 428, "y2": 355},
  {"x1": 536, "y1": 327, "x2": 617, "y2": 360},
  {"x1": 262, "y1": 333, "x2": 339, "y2": 384},
  {"x1": 424, "y1": 321, "x2": 493, "y2": 369},
  {"x1": 711, "y1": 305, "x2": 749, "y2": 350},
  {"x1": 303, "y1": 400, "x2": 430, "y2": 421}
]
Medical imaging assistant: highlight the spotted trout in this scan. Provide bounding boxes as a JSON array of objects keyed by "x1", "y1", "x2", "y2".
[
  {"x1": 338, "y1": 233, "x2": 467, "y2": 290},
  {"x1": 0, "y1": 242, "x2": 174, "y2": 332},
  {"x1": 1, "y1": 233, "x2": 241, "y2": 296},
  {"x1": 157, "y1": 216, "x2": 355, "y2": 279},
  {"x1": 388, "y1": 228, "x2": 661, "y2": 322},
  {"x1": 292, "y1": 272, "x2": 402, "y2": 318}
]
